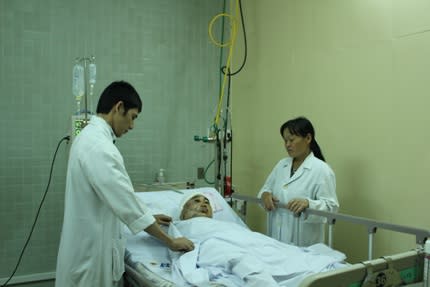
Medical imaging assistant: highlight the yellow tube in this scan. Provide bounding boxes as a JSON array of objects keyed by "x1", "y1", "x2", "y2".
[{"x1": 209, "y1": 0, "x2": 239, "y2": 128}]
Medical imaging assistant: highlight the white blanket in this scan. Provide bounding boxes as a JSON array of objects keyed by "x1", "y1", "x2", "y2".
[{"x1": 168, "y1": 217, "x2": 346, "y2": 287}]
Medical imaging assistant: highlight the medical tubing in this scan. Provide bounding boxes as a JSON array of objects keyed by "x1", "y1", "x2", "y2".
[
  {"x1": 221, "y1": 0, "x2": 247, "y2": 76},
  {"x1": 203, "y1": 159, "x2": 215, "y2": 185},
  {"x1": 218, "y1": 0, "x2": 227, "y2": 107},
  {"x1": 214, "y1": 27, "x2": 236, "y2": 127},
  {"x1": 209, "y1": 1, "x2": 238, "y2": 127},
  {"x1": 1, "y1": 135, "x2": 70, "y2": 287},
  {"x1": 209, "y1": 13, "x2": 235, "y2": 48}
]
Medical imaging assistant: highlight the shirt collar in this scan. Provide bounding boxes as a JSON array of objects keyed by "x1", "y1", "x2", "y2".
[
  {"x1": 283, "y1": 152, "x2": 314, "y2": 169},
  {"x1": 90, "y1": 115, "x2": 117, "y2": 143}
]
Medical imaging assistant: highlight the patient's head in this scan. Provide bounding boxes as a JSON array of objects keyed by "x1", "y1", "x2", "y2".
[{"x1": 180, "y1": 192, "x2": 213, "y2": 220}]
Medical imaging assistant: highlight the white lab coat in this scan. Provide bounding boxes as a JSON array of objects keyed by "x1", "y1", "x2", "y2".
[
  {"x1": 258, "y1": 153, "x2": 338, "y2": 246},
  {"x1": 55, "y1": 116, "x2": 155, "y2": 287}
]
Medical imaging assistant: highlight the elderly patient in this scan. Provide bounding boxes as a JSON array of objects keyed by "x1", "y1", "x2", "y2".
[
  {"x1": 168, "y1": 192, "x2": 345, "y2": 287},
  {"x1": 179, "y1": 192, "x2": 213, "y2": 220}
]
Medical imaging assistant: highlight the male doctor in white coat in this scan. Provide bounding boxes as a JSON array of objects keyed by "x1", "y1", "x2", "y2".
[{"x1": 55, "y1": 81, "x2": 194, "y2": 287}]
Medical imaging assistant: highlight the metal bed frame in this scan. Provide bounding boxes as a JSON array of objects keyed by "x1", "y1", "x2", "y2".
[
  {"x1": 123, "y1": 188, "x2": 430, "y2": 287},
  {"x1": 231, "y1": 193, "x2": 430, "y2": 286}
]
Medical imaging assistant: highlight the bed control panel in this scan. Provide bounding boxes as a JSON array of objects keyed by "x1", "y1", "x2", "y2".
[{"x1": 361, "y1": 258, "x2": 403, "y2": 287}]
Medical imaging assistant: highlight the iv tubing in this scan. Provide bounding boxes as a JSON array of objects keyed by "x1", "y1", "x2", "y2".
[{"x1": 83, "y1": 59, "x2": 88, "y2": 122}]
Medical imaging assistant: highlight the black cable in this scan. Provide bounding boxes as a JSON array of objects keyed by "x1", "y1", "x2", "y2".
[
  {"x1": 2, "y1": 135, "x2": 70, "y2": 287},
  {"x1": 221, "y1": 0, "x2": 247, "y2": 76}
]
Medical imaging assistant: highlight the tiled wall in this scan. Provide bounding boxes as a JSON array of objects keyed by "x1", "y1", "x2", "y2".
[{"x1": 0, "y1": 0, "x2": 223, "y2": 285}]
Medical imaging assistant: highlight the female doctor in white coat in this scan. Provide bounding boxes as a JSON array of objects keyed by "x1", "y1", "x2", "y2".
[
  {"x1": 258, "y1": 117, "x2": 339, "y2": 247},
  {"x1": 55, "y1": 81, "x2": 194, "y2": 287}
]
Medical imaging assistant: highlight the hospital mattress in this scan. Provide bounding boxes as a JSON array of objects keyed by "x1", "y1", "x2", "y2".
[{"x1": 123, "y1": 187, "x2": 348, "y2": 287}]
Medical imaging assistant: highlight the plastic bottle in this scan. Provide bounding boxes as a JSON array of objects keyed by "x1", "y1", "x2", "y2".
[
  {"x1": 88, "y1": 62, "x2": 96, "y2": 113},
  {"x1": 424, "y1": 240, "x2": 430, "y2": 287},
  {"x1": 88, "y1": 63, "x2": 96, "y2": 86},
  {"x1": 156, "y1": 168, "x2": 165, "y2": 184}
]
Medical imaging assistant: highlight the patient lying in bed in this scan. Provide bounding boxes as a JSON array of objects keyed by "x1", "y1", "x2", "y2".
[{"x1": 168, "y1": 192, "x2": 346, "y2": 287}]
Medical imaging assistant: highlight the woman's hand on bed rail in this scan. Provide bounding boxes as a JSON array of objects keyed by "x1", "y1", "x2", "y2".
[
  {"x1": 274, "y1": 199, "x2": 309, "y2": 215},
  {"x1": 285, "y1": 198, "x2": 309, "y2": 214},
  {"x1": 261, "y1": 192, "x2": 309, "y2": 215},
  {"x1": 261, "y1": 192, "x2": 279, "y2": 211},
  {"x1": 154, "y1": 214, "x2": 172, "y2": 226}
]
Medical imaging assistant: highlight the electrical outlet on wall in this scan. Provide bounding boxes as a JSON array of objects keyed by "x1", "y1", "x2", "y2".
[{"x1": 226, "y1": 129, "x2": 232, "y2": 141}]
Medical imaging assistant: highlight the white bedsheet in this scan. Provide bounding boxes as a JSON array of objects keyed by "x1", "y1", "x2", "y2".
[
  {"x1": 125, "y1": 188, "x2": 346, "y2": 286},
  {"x1": 168, "y1": 217, "x2": 346, "y2": 287},
  {"x1": 125, "y1": 187, "x2": 248, "y2": 281}
]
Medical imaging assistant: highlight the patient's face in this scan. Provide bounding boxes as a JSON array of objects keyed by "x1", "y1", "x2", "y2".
[{"x1": 180, "y1": 195, "x2": 213, "y2": 220}]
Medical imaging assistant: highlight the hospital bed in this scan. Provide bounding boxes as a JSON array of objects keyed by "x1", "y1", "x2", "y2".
[
  {"x1": 124, "y1": 187, "x2": 262, "y2": 287},
  {"x1": 124, "y1": 187, "x2": 430, "y2": 287}
]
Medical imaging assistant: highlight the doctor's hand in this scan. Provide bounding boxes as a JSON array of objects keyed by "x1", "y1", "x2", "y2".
[
  {"x1": 261, "y1": 192, "x2": 279, "y2": 211},
  {"x1": 168, "y1": 237, "x2": 195, "y2": 252},
  {"x1": 286, "y1": 198, "x2": 309, "y2": 214},
  {"x1": 154, "y1": 214, "x2": 172, "y2": 226}
]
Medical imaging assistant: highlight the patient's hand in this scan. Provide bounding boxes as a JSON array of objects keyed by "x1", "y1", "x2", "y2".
[
  {"x1": 154, "y1": 214, "x2": 172, "y2": 226},
  {"x1": 168, "y1": 237, "x2": 194, "y2": 252}
]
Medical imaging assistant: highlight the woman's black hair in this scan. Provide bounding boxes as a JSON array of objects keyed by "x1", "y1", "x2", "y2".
[
  {"x1": 280, "y1": 116, "x2": 326, "y2": 162},
  {"x1": 96, "y1": 81, "x2": 142, "y2": 114}
]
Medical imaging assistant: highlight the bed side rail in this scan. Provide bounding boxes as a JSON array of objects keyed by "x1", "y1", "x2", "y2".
[
  {"x1": 230, "y1": 193, "x2": 430, "y2": 260},
  {"x1": 302, "y1": 208, "x2": 430, "y2": 260}
]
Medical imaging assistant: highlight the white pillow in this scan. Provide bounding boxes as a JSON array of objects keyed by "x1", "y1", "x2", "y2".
[{"x1": 135, "y1": 187, "x2": 247, "y2": 227}]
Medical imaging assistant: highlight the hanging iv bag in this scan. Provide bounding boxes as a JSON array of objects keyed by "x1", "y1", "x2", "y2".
[
  {"x1": 72, "y1": 64, "x2": 85, "y2": 99},
  {"x1": 72, "y1": 63, "x2": 85, "y2": 114}
]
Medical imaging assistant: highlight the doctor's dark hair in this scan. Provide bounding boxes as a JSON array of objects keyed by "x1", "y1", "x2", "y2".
[
  {"x1": 280, "y1": 117, "x2": 326, "y2": 162},
  {"x1": 96, "y1": 81, "x2": 142, "y2": 114}
]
